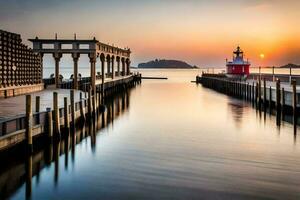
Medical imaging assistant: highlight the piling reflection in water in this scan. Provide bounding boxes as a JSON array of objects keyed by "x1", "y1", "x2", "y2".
[{"x1": 0, "y1": 88, "x2": 131, "y2": 200}]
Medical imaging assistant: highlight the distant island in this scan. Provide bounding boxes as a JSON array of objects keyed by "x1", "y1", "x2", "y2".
[
  {"x1": 138, "y1": 59, "x2": 198, "y2": 69},
  {"x1": 279, "y1": 63, "x2": 300, "y2": 68}
]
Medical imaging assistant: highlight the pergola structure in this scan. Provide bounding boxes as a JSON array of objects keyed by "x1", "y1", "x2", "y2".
[{"x1": 29, "y1": 36, "x2": 131, "y2": 93}]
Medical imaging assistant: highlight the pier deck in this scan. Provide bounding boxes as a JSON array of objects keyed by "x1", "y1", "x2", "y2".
[{"x1": 0, "y1": 75, "x2": 132, "y2": 121}]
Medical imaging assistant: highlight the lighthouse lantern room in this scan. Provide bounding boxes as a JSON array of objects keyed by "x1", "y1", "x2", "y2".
[{"x1": 226, "y1": 46, "x2": 250, "y2": 78}]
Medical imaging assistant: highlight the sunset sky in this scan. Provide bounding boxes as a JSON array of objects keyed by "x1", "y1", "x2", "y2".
[{"x1": 1, "y1": 0, "x2": 300, "y2": 68}]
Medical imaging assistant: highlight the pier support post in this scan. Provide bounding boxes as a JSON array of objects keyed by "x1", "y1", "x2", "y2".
[
  {"x1": 269, "y1": 86, "x2": 272, "y2": 114},
  {"x1": 276, "y1": 79, "x2": 281, "y2": 125},
  {"x1": 70, "y1": 90, "x2": 75, "y2": 127},
  {"x1": 88, "y1": 87, "x2": 92, "y2": 118},
  {"x1": 281, "y1": 87, "x2": 285, "y2": 118},
  {"x1": 36, "y1": 96, "x2": 40, "y2": 124},
  {"x1": 289, "y1": 68, "x2": 292, "y2": 84},
  {"x1": 26, "y1": 95, "x2": 33, "y2": 153},
  {"x1": 292, "y1": 80, "x2": 297, "y2": 131},
  {"x1": 252, "y1": 82, "x2": 255, "y2": 105},
  {"x1": 79, "y1": 92, "x2": 86, "y2": 122},
  {"x1": 46, "y1": 107, "x2": 53, "y2": 139},
  {"x1": 35, "y1": 96, "x2": 40, "y2": 113},
  {"x1": 255, "y1": 81, "x2": 258, "y2": 107},
  {"x1": 258, "y1": 78, "x2": 262, "y2": 110},
  {"x1": 272, "y1": 66, "x2": 275, "y2": 82},
  {"x1": 263, "y1": 78, "x2": 266, "y2": 110},
  {"x1": 64, "y1": 97, "x2": 70, "y2": 132},
  {"x1": 53, "y1": 92, "x2": 61, "y2": 138}
]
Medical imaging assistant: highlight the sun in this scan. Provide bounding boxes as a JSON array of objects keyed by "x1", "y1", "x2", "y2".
[{"x1": 260, "y1": 53, "x2": 265, "y2": 59}]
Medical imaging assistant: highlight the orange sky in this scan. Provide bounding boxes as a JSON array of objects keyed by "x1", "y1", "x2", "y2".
[{"x1": 1, "y1": 0, "x2": 300, "y2": 67}]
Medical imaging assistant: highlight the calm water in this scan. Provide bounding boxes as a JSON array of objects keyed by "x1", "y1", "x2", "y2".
[{"x1": 2, "y1": 69, "x2": 300, "y2": 200}]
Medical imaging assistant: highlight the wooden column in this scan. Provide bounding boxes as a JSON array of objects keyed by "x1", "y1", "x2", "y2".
[
  {"x1": 106, "y1": 56, "x2": 111, "y2": 78},
  {"x1": 126, "y1": 59, "x2": 131, "y2": 75},
  {"x1": 72, "y1": 53, "x2": 80, "y2": 90},
  {"x1": 121, "y1": 58, "x2": 126, "y2": 76},
  {"x1": 89, "y1": 53, "x2": 96, "y2": 95},
  {"x1": 116, "y1": 57, "x2": 120, "y2": 76},
  {"x1": 53, "y1": 53, "x2": 62, "y2": 88},
  {"x1": 100, "y1": 56, "x2": 105, "y2": 103}
]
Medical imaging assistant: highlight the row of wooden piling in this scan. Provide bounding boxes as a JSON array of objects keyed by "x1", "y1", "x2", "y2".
[
  {"x1": 23, "y1": 75, "x2": 141, "y2": 153},
  {"x1": 198, "y1": 75, "x2": 298, "y2": 129}
]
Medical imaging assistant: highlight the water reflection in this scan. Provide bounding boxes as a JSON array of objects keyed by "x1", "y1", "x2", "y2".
[
  {"x1": 2, "y1": 71, "x2": 300, "y2": 199},
  {"x1": 0, "y1": 89, "x2": 131, "y2": 200},
  {"x1": 227, "y1": 100, "x2": 246, "y2": 129}
]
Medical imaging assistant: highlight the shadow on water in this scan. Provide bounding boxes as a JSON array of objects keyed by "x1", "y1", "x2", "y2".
[{"x1": 0, "y1": 88, "x2": 132, "y2": 200}]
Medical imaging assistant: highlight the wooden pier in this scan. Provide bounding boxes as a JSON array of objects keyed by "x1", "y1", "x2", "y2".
[
  {"x1": 0, "y1": 31, "x2": 144, "y2": 152},
  {"x1": 196, "y1": 74, "x2": 299, "y2": 130},
  {"x1": 0, "y1": 74, "x2": 141, "y2": 152}
]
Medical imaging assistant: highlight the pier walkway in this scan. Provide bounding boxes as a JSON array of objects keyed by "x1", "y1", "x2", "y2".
[{"x1": 0, "y1": 75, "x2": 133, "y2": 121}]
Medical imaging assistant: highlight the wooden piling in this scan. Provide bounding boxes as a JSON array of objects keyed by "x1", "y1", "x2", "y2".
[
  {"x1": 258, "y1": 78, "x2": 262, "y2": 109},
  {"x1": 79, "y1": 92, "x2": 86, "y2": 122},
  {"x1": 88, "y1": 87, "x2": 92, "y2": 118},
  {"x1": 263, "y1": 78, "x2": 266, "y2": 109},
  {"x1": 64, "y1": 97, "x2": 70, "y2": 131},
  {"x1": 70, "y1": 90, "x2": 75, "y2": 126},
  {"x1": 252, "y1": 82, "x2": 255, "y2": 105},
  {"x1": 53, "y1": 92, "x2": 61, "y2": 138},
  {"x1": 269, "y1": 86, "x2": 272, "y2": 114},
  {"x1": 46, "y1": 107, "x2": 53, "y2": 138},
  {"x1": 36, "y1": 96, "x2": 40, "y2": 124},
  {"x1": 281, "y1": 87, "x2": 285, "y2": 118},
  {"x1": 292, "y1": 80, "x2": 297, "y2": 130},
  {"x1": 255, "y1": 81, "x2": 258, "y2": 107},
  {"x1": 35, "y1": 96, "x2": 40, "y2": 113},
  {"x1": 26, "y1": 95, "x2": 33, "y2": 152},
  {"x1": 276, "y1": 79, "x2": 281, "y2": 125}
]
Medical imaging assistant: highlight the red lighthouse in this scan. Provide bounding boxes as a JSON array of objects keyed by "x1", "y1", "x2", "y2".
[{"x1": 226, "y1": 46, "x2": 250, "y2": 78}]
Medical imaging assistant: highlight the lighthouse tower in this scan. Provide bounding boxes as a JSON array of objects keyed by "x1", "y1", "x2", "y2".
[{"x1": 226, "y1": 46, "x2": 250, "y2": 78}]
